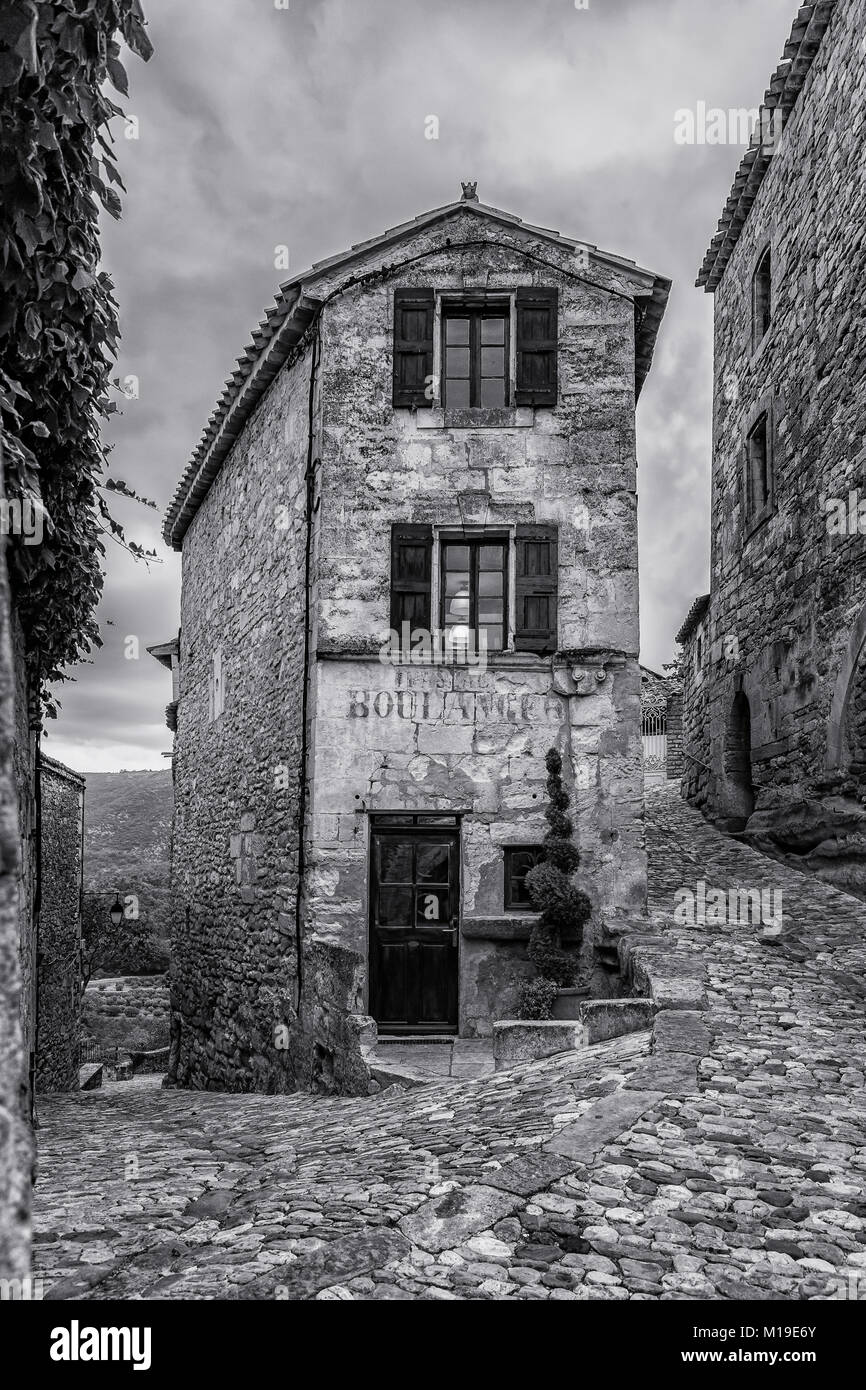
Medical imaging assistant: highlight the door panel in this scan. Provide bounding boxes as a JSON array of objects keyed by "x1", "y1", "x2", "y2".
[{"x1": 370, "y1": 829, "x2": 459, "y2": 1032}]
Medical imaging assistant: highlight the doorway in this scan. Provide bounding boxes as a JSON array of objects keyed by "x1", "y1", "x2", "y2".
[
  {"x1": 725, "y1": 691, "x2": 755, "y2": 821},
  {"x1": 369, "y1": 818, "x2": 459, "y2": 1033}
]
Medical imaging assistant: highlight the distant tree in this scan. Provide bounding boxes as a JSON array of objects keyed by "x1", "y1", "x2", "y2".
[{"x1": 80, "y1": 890, "x2": 162, "y2": 989}]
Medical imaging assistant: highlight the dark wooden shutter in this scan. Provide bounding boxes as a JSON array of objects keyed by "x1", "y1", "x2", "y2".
[
  {"x1": 514, "y1": 524, "x2": 558, "y2": 653},
  {"x1": 393, "y1": 288, "x2": 435, "y2": 409},
  {"x1": 515, "y1": 287, "x2": 558, "y2": 407},
  {"x1": 390, "y1": 524, "x2": 432, "y2": 631}
]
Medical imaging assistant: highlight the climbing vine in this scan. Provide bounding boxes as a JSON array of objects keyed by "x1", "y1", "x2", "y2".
[{"x1": 0, "y1": 0, "x2": 152, "y2": 717}]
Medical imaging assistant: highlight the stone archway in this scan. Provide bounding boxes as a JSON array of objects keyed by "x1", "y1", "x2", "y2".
[
  {"x1": 827, "y1": 602, "x2": 866, "y2": 772},
  {"x1": 724, "y1": 691, "x2": 754, "y2": 821}
]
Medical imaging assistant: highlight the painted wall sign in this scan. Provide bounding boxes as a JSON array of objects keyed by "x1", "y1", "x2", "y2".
[{"x1": 347, "y1": 688, "x2": 565, "y2": 724}]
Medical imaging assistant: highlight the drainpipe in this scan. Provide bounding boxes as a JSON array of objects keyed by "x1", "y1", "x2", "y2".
[{"x1": 293, "y1": 321, "x2": 321, "y2": 1016}]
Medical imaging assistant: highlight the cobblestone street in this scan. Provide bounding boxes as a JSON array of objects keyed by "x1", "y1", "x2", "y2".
[{"x1": 32, "y1": 786, "x2": 866, "y2": 1301}]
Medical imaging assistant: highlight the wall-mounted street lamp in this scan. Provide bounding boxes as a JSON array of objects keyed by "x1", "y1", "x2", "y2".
[{"x1": 109, "y1": 896, "x2": 124, "y2": 928}]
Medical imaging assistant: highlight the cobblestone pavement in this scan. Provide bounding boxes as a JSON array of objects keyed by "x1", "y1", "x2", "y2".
[{"x1": 32, "y1": 786, "x2": 866, "y2": 1300}]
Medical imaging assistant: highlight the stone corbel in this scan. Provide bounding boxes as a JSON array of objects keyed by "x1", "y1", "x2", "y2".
[{"x1": 565, "y1": 648, "x2": 628, "y2": 696}]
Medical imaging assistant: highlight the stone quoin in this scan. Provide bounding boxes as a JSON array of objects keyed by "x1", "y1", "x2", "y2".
[{"x1": 155, "y1": 190, "x2": 670, "y2": 1094}]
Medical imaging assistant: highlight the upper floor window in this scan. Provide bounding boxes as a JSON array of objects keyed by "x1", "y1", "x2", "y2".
[
  {"x1": 441, "y1": 538, "x2": 507, "y2": 651},
  {"x1": 443, "y1": 308, "x2": 508, "y2": 408},
  {"x1": 389, "y1": 523, "x2": 558, "y2": 655},
  {"x1": 746, "y1": 412, "x2": 771, "y2": 524},
  {"x1": 752, "y1": 246, "x2": 772, "y2": 350},
  {"x1": 393, "y1": 287, "x2": 558, "y2": 410}
]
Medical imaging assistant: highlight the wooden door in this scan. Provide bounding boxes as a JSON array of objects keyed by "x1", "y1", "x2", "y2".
[{"x1": 369, "y1": 827, "x2": 459, "y2": 1032}]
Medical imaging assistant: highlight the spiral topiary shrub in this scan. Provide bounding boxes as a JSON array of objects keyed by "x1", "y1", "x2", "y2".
[{"x1": 516, "y1": 747, "x2": 592, "y2": 1018}]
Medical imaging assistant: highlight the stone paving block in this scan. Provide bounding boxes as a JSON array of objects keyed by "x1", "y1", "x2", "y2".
[
  {"x1": 483, "y1": 1152, "x2": 576, "y2": 1196},
  {"x1": 399, "y1": 1185, "x2": 522, "y2": 1252},
  {"x1": 543, "y1": 1089, "x2": 665, "y2": 1163},
  {"x1": 230, "y1": 1229, "x2": 410, "y2": 1299},
  {"x1": 652, "y1": 1009, "x2": 711, "y2": 1056}
]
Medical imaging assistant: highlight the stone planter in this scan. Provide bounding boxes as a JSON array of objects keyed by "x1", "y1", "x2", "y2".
[{"x1": 493, "y1": 1020, "x2": 587, "y2": 1071}]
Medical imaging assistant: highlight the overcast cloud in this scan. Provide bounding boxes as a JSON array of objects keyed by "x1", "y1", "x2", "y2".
[{"x1": 42, "y1": 0, "x2": 797, "y2": 772}]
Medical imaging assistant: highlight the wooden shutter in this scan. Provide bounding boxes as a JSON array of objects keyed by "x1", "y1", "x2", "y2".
[
  {"x1": 390, "y1": 524, "x2": 432, "y2": 631},
  {"x1": 515, "y1": 287, "x2": 558, "y2": 407},
  {"x1": 514, "y1": 524, "x2": 558, "y2": 653},
  {"x1": 393, "y1": 288, "x2": 435, "y2": 409}
]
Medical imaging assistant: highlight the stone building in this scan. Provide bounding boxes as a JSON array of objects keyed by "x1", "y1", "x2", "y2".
[
  {"x1": 35, "y1": 754, "x2": 85, "y2": 1093},
  {"x1": 678, "y1": 0, "x2": 866, "y2": 895},
  {"x1": 160, "y1": 189, "x2": 669, "y2": 1093}
]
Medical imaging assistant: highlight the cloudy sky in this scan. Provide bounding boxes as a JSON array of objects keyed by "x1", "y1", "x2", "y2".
[{"x1": 43, "y1": 0, "x2": 797, "y2": 772}]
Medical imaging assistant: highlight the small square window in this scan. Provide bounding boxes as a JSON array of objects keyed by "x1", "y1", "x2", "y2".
[{"x1": 504, "y1": 846, "x2": 545, "y2": 910}]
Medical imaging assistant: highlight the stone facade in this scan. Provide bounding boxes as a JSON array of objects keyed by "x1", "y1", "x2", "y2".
[
  {"x1": 36, "y1": 755, "x2": 84, "y2": 1093},
  {"x1": 679, "y1": 0, "x2": 866, "y2": 895},
  {"x1": 162, "y1": 196, "x2": 668, "y2": 1093}
]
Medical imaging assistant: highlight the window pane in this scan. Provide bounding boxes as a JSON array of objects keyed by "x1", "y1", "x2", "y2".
[
  {"x1": 446, "y1": 317, "x2": 470, "y2": 345},
  {"x1": 481, "y1": 317, "x2": 505, "y2": 345},
  {"x1": 445, "y1": 345, "x2": 470, "y2": 378},
  {"x1": 444, "y1": 545, "x2": 470, "y2": 572},
  {"x1": 480, "y1": 377, "x2": 506, "y2": 407},
  {"x1": 377, "y1": 886, "x2": 413, "y2": 925},
  {"x1": 479, "y1": 545, "x2": 504, "y2": 570},
  {"x1": 378, "y1": 841, "x2": 412, "y2": 881},
  {"x1": 478, "y1": 570, "x2": 503, "y2": 596},
  {"x1": 481, "y1": 347, "x2": 505, "y2": 377},
  {"x1": 416, "y1": 886, "x2": 449, "y2": 924},
  {"x1": 445, "y1": 378, "x2": 470, "y2": 408},
  {"x1": 416, "y1": 842, "x2": 449, "y2": 882},
  {"x1": 479, "y1": 600, "x2": 503, "y2": 624},
  {"x1": 480, "y1": 624, "x2": 503, "y2": 649}
]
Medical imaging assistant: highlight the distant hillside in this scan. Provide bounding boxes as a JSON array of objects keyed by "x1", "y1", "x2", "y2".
[{"x1": 84, "y1": 770, "x2": 173, "y2": 952}]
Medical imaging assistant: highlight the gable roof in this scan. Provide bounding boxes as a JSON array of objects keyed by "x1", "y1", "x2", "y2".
[
  {"x1": 163, "y1": 195, "x2": 670, "y2": 550},
  {"x1": 696, "y1": 0, "x2": 838, "y2": 292}
]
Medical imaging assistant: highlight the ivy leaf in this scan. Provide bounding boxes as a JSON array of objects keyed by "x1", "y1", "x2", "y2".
[
  {"x1": 106, "y1": 54, "x2": 129, "y2": 97},
  {"x1": 0, "y1": 48, "x2": 24, "y2": 87}
]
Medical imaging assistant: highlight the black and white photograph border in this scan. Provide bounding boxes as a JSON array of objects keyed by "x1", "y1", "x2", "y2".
[{"x1": 1, "y1": 0, "x2": 865, "y2": 1349}]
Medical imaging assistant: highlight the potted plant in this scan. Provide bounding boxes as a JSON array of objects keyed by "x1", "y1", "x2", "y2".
[{"x1": 516, "y1": 746, "x2": 592, "y2": 1020}]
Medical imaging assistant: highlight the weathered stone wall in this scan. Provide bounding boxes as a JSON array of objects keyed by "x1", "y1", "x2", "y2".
[
  {"x1": 683, "y1": 0, "x2": 866, "y2": 886},
  {"x1": 666, "y1": 693, "x2": 684, "y2": 781},
  {"x1": 36, "y1": 756, "x2": 84, "y2": 1092},
  {"x1": 170, "y1": 337, "x2": 314, "y2": 1093},
  {"x1": 0, "y1": 571, "x2": 33, "y2": 1278}
]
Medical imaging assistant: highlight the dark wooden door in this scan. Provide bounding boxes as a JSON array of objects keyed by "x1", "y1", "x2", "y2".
[{"x1": 369, "y1": 828, "x2": 459, "y2": 1032}]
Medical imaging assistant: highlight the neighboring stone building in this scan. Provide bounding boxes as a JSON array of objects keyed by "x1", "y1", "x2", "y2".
[
  {"x1": 678, "y1": 0, "x2": 866, "y2": 895},
  {"x1": 36, "y1": 754, "x2": 85, "y2": 1093},
  {"x1": 159, "y1": 188, "x2": 669, "y2": 1093}
]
